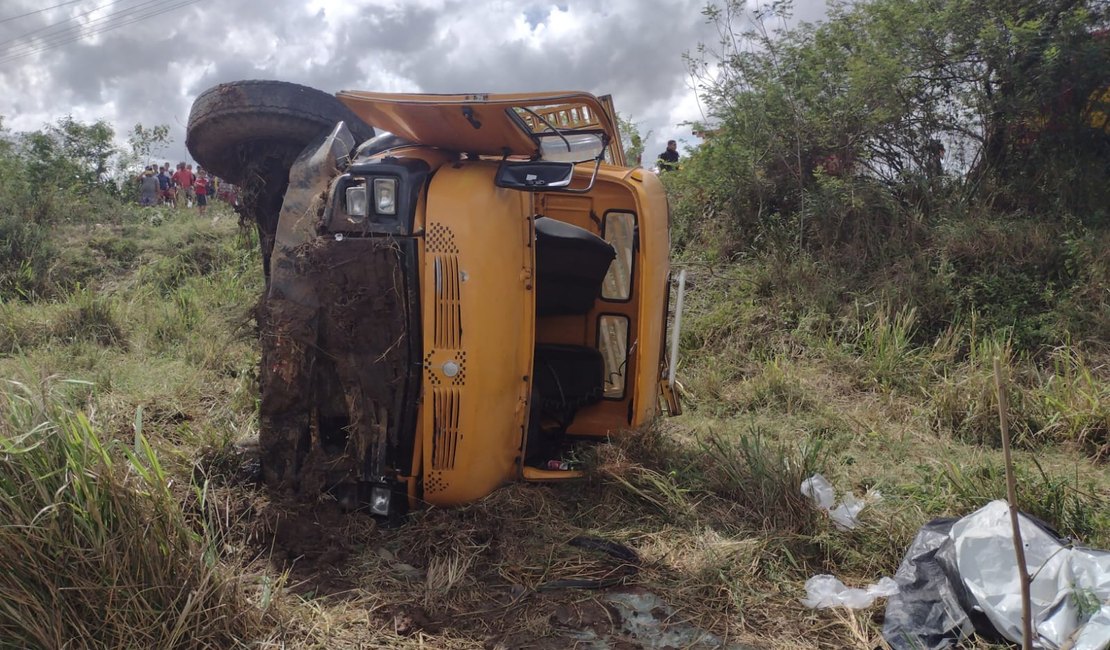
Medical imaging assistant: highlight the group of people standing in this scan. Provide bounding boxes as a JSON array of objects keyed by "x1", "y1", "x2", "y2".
[{"x1": 138, "y1": 162, "x2": 220, "y2": 215}]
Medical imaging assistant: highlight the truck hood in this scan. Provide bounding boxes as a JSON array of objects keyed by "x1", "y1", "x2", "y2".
[{"x1": 335, "y1": 90, "x2": 622, "y2": 161}]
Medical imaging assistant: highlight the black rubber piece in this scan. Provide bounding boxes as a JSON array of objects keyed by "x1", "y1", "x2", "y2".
[
  {"x1": 185, "y1": 79, "x2": 375, "y2": 184},
  {"x1": 568, "y1": 536, "x2": 641, "y2": 564},
  {"x1": 536, "y1": 536, "x2": 640, "y2": 591}
]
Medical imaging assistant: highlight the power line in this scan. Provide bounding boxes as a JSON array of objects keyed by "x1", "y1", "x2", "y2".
[
  {"x1": 0, "y1": 0, "x2": 170, "y2": 61},
  {"x1": 0, "y1": 0, "x2": 129, "y2": 50},
  {"x1": 0, "y1": 0, "x2": 197, "y2": 65},
  {"x1": 0, "y1": 2, "x2": 191, "y2": 66},
  {"x1": 0, "y1": 0, "x2": 165, "y2": 53},
  {"x1": 0, "y1": 0, "x2": 86, "y2": 25}
]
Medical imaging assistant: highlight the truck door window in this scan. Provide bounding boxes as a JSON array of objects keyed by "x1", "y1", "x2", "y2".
[
  {"x1": 598, "y1": 314, "x2": 629, "y2": 399},
  {"x1": 601, "y1": 211, "x2": 635, "y2": 301}
]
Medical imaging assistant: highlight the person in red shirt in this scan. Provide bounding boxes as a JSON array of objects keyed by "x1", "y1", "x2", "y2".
[
  {"x1": 194, "y1": 169, "x2": 210, "y2": 216},
  {"x1": 171, "y1": 163, "x2": 195, "y2": 209},
  {"x1": 185, "y1": 164, "x2": 197, "y2": 205}
]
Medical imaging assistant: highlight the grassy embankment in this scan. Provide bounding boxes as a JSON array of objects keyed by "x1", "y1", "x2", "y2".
[{"x1": 0, "y1": 201, "x2": 1108, "y2": 648}]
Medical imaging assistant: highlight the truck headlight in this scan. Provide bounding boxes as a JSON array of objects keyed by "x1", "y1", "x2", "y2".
[
  {"x1": 345, "y1": 184, "x2": 368, "y2": 220},
  {"x1": 373, "y1": 178, "x2": 397, "y2": 215},
  {"x1": 369, "y1": 484, "x2": 391, "y2": 516}
]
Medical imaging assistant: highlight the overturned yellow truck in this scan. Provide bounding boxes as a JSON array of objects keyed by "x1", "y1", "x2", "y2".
[{"x1": 186, "y1": 81, "x2": 682, "y2": 517}]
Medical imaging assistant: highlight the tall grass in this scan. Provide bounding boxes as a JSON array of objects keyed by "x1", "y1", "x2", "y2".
[
  {"x1": 700, "y1": 427, "x2": 826, "y2": 533},
  {"x1": 0, "y1": 380, "x2": 268, "y2": 649},
  {"x1": 1036, "y1": 347, "x2": 1110, "y2": 460},
  {"x1": 52, "y1": 288, "x2": 127, "y2": 348},
  {"x1": 840, "y1": 304, "x2": 920, "y2": 390},
  {"x1": 940, "y1": 457, "x2": 1109, "y2": 545}
]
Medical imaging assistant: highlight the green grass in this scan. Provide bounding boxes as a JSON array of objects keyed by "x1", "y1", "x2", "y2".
[
  {"x1": 670, "y1": 259, "x2": 1110, "y2": 645},
  {"x1": 1, "y1": 205, "x2": 1108, "y2": 649},
  {"x1": 0, "y1": 379, "x2": 269, "y2": 649}
]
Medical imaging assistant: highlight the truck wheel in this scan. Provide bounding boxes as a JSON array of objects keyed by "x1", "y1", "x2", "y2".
[
  {"x1": 186, "y1": 80, "x2": 374, "y2": 282},
  {"x1": 185, "y1": 79, "x2": 374, "y2": 184}
]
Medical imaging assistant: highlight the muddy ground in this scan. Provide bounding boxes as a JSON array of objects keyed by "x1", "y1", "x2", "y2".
[{"x1": 198, "y1": 440, "x2": 760, "y2": 649}]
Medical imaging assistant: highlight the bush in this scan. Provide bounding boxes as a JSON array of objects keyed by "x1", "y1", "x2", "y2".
[
  {"x1": 699, "y1": 427, "x2": 826, "y2": 533},
  {"x1": 669, "y1": 0, "x2": 1110, "y2": 352},
  {"x1": 0, "y1": 211, "x2": 53, "y2": 299}
]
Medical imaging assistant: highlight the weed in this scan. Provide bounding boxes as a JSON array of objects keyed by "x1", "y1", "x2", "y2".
[
  {"x1": 939, "y1": 458, "x2": 1107, "y2": 545},
  {"x1": 737, "y1": 356, "x2": 816, "y2": 414},
  {"x1": 700, "y1": 427, "x2": 826, "y2": 533},
  {"x1": 0, "y1": 211, "x2": 53, "y2": 299},
  {"x1": 596, "y1": 443, "x2": 698, "y2": 520},
  {"x1": 840, "y1": 303, "x2": 922, "y2": 390},
  {"x1": 0, "y1": 380, "x2": 268, "y2": 648},
  {"x1": 0, "y1": 299, "x2": 49, "y2": 354},
  {"x1": 1035, "y1": 347, "x2": 1110, "y2": 459},
  {"x1": 52, "y1": 288, "x2": 127, "y2": 348},
  {"x1": 89, "y1": 235, "x2": 140, "y2": 267},
  {"x1": 931, "y1": 338, "x2": 1042, "y2": 447}
]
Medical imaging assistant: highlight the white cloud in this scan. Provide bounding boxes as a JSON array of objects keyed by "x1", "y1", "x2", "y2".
[{"x1": 0, "y1": 0, "x2": 829, "y2": 165}]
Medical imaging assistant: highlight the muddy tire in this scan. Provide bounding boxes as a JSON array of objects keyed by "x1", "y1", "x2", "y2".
[
  {"x1": 185, "y1": 79, "x2": 374, "y2": 184},
  {"x1": 186, "y1": 80, "x2": 373, "y2": 282}
]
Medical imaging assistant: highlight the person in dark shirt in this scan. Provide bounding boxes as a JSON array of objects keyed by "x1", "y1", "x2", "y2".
[
  {"x1": 157, "y1": 165, "x2": 173, "y2": 206},
  {"x1": 657, "y1": 139, "x2": 679, "y2": 172},
  {"x1": 139, "y1": 168, "x2": 159, "y2": 206}
]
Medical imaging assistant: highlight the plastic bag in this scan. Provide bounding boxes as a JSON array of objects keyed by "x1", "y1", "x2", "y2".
[
  {"x1": 883, "y1": 500, "x2": 1110, "y2": 650},
  {"x1": 802, "y1": 574, "x2": 899, "y2": 609},
  {"x1": 950, "y1": 501, "x2": 1110, "y2": 650},
  {"x1": 801, "y1": 474, "x2": 875, "y2": 530}
]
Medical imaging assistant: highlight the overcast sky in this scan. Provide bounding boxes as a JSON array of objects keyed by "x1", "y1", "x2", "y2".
[{"x1": 0, "y1": 0, "x2": 828, "y2": 167}]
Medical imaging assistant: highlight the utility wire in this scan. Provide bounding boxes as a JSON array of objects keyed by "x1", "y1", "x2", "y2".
[
  {"x1": 0, "y1": 1, "x2": 198, "y2": 65},
  {"x1": 0, "y1": 0, "x2": 129, "y2": 49},
  {"x1": 0, "y1": 0, "x2": 86, "y2": 25},
  {"x1": 0, "y1": 0, "x2": 163, "y2": 53},
  {"x1": 0, "y1": 0, "x2": 197, "y2": 65},
  {"x1": 0, "y1": 0, "x2": 168, "y2": 61}
]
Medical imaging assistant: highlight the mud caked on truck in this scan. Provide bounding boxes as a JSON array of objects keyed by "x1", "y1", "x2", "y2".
[{"x1": 186, "y1": 81, "x2": 683, "y2": 518}]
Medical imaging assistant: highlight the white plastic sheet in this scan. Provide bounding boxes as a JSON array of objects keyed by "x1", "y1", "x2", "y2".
[
  {"x1": 883, "y1": 500, "x2": 1110, "y2": 649},
  {"x1": 802, "y1": 574, "x2": 899, "y2": 609},
  {"x1": 951, "y1": 500, "x2": 1110, "y2": 650}
]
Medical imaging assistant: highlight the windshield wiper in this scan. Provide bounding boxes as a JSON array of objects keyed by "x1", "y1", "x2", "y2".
[{"x1": 517, "y1": 106, "x2": 571, "y2": 153}]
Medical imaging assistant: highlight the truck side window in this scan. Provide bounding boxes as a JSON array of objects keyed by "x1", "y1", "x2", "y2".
[
  {"x1": 601, "y1": 212, "x2": 635, "y2": 301},
  {"x1": 599, "y1": 314, "x2": 629, "y2": 399}
]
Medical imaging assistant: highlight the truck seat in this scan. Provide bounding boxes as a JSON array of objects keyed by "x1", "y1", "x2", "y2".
[
  {"x1": 526, "y1": 343, "x2": 605, "y2": 465},
  {"x1": 533, "y1": 217, "x2": 615, "y2": 316}
]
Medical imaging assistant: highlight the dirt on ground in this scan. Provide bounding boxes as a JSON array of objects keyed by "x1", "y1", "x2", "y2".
[{"x1": 197, "y1": 440, "x2": 756, "y2": 649}]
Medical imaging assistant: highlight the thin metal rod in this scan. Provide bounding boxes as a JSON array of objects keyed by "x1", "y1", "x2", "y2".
[
  {"x1": 994, "y1": 357, "x2": 1034, "y2": 650},
  {"x1": 668, "y1": 270, "x2": 687, "y2": 386}
]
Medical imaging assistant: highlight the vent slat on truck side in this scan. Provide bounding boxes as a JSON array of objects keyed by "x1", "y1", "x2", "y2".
[
  {"x1": 432, "y1": 253, "x2": 462, "y2": 350},
  {"x1": 431, "y1": 387, "x2": 461, "y2": 470}
]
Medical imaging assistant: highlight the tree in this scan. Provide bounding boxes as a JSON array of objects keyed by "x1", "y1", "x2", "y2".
[
  {"x1": 618, "y1": 113, "x2": 652, "y2": 166},
  {"x1": 676, "y1": 0, "x2": 1110, "y2": 256},
  {"x1": 49, "y1": 116, "x2": 116, "y2": 186},
  {"x1": 125, "y1": 123, "x2": 171, "y2": 172}
]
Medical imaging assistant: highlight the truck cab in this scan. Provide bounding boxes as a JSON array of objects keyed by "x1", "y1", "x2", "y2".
[{"x1": 187, "y1": 85, "x2": 680, "y2": 517}]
